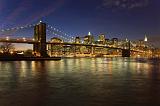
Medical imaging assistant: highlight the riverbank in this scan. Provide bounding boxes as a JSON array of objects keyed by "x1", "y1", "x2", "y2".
[{"x1": 0, "y1": 57, "x2": 61, "y2": 61}]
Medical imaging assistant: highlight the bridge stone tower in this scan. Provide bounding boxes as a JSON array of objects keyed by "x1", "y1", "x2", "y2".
[
  {"x1": 122, "y1": 40, "x2": 131, "y2": 57},
  {"x1": 33, "y1": 21, "x2": 48, "y2": 57}
]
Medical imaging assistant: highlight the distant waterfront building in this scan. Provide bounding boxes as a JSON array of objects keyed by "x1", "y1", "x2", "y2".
[
  {"x1": 105, "y1": 38, "x2": 110, "y2": 42},
  {"x1": 50, "y1": 37, "x2": 63, "y2": 43},
  {"x1": 48, "y1": 37, "x2": 63, "y2": 52},
  {"x1": 75, "y1": 37, "x2": 81, "y2": 44},
  {"x1": 48, "y1": 37, "x2": 63, "y2": 51},
  {"x1": 84, "y1": 32, "x2": 94, "y2": 44},
  {"x1": 137, "y1": 35, "x2": 148, "y2": 48},
  {"x1": 98, "y1": 34, "x2": 106, "y2": 44},
  {"x1": 111, "y1": 38, "x2": 118, "y2": 46},
  {"x1": 48, "y1": 37, "x2": 63, "y2": 57},
  {"x1": 137, "y1": 40, "x2": 145, "y2": 47}
]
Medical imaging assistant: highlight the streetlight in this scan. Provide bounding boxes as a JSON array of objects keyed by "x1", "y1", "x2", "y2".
[
  {"x1": 23, "y1": 37, "x2": 26, "y2": 41},
  {"x1": 6, "y1": 36, "x2": 9, "y2": 40}
]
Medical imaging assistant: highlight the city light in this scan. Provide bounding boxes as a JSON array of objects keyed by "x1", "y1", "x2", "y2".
[
  {"x1": 0, "y1": 22, "x2": 158, "y2": 58},
  {"x1": 6, "y1": 36, "x2": 9, "y2": 40},
  {"x1": 23, "y1": 37, "x2": 26, "y2": 41},
  {"x1": 10, "y1": 51, "x2": 14, "y2": 54},
  {"x1": 0, "y1": 1, "x2": 159, "y2": 106}
]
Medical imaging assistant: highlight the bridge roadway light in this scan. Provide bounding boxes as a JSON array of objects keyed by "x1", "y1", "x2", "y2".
[
  {"x1": 6, "y1": 36, "x2": 9, "y2": 40},
  {"x1": 10, "y1": 51, "x2": 14, "y2": 54},
  {"x1": 23, "y1": 37, "x2": 26, "y2": 41}
]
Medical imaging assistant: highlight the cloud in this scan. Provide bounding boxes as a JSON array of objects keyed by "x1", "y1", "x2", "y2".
[
  {"x1": 23, "y1": 0, "x2": 65, "y2": 24},
  {"x1": 1, "y1": 0, "x2": 65, "y2": 26},
  {"x1": 6, "y1": 0, "x2": 32, "y2": 21},
  {"x1": 0, "y1": 0, "x2": 5, "y2": 13},
  {"x1": 101, "y1": 0, "x2": 150, "y2": 10}
]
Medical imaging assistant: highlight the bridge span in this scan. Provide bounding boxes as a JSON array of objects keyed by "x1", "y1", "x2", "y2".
[{"x1": 0, "y1": 22, "x2": 144, "y2": 57}]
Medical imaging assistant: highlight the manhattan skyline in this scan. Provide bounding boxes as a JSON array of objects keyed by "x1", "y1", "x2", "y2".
[
  {"x1": 0, "y1": 0, "x2": 159, "y2": 47},
  {"x1": 0, "y1": 1, "x2": 160, "y2": 106}
]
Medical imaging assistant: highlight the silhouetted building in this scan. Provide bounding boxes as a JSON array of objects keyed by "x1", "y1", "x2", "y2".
[
  {"x1": 98, "y1": 34, "x2": 106, "y2": 44},
  {"x1": 48, "y1": 37, "x2": 63, "y2": 57},
  {"x1": 111, "y1": 38, "x2": 118, "y2": 46},
  {"x1": 137, "y1": 40, "x2": 145, "y2": 47},
  {"x1": 51, "y1": 37, "x2": 63, "y2": 43},
  {"x1": 75, "y1": 37, "x2": 81, "y2": 44},
  {"x1": 105, "y1": 39, "x2": 109, "y2": 43}
]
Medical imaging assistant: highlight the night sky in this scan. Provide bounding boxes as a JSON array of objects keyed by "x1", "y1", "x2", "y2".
[{"x1": 0, "y1": 0, "x2": 160, "y2": 47}]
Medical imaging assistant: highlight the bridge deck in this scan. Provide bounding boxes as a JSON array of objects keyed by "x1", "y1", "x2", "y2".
[{"x1": 0, "y1": 39, "x2": 142, "y2": 52}]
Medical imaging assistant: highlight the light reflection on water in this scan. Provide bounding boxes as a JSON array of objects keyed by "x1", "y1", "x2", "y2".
[{"x1": 0, "y1": 58, "x2": 160, "y2": 106}]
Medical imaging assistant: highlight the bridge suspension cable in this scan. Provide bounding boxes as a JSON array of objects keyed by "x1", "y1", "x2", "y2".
[
  {"x1": 0, "y1": 22, "x2": 77, "y2": 42},
  {"x1": 0, "y1": 23, "x2": 36, "y2": 39},
  {"x1": 0, "y1": 24, "x2": 35, "y2": 33},
  {"x1": 47, "y1": 24, "x2": 75, "y2": 42}
]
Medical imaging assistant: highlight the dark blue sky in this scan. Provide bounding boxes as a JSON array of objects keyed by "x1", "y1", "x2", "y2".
[{"x1": 0, "y1": 0, "x2": 160, "y2": 41}]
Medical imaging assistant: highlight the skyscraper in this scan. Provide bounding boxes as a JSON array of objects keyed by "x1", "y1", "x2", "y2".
[
  {"x1": 98, "y1": 34, "x2": 106, "y2": 45},
  {"x1": 84, "y1": 32, "x2": 94, "y2": 44},
  {"x1": 75, "y1": 37, "x2": 81, "y2": 44},
  {"x1": 144, "y1": 35, "x2": 148, "y2": 42}
]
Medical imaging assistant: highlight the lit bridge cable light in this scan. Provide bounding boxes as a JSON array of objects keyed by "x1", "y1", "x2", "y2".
[
  {"x1": 47, "y1": 24, "x2": 75, "y2": 42},
  {"x1": 0, "y1": 23, "x2": 36, "y2": 42},
  {"x1": 0, "y1": 24, "x2": 35, "y2": 39}
]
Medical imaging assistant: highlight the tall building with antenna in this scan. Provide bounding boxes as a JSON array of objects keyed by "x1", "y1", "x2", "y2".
[
  {"x1": 144, "y1": 35, "x2": 148, "y2": 42},
  {"x1": 84, "y1": 32, "x2": 94, "y2": 44}
]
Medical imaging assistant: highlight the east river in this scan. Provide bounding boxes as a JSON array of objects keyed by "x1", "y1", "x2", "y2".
[{"x1": 0, "y1": 58, "x2": 160, "y2": 106}]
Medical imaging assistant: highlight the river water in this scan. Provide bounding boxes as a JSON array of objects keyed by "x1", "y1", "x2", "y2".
[{"x1": 0, "y1": 58, "x2": 160, "y2": 106}]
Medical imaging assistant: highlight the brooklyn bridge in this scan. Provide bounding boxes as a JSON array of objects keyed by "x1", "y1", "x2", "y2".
[{"x1": 0, "y1": 21, "x2": 154, "y2": 58}]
